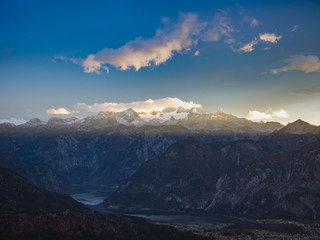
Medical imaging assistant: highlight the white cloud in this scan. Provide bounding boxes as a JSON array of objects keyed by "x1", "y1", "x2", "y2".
[
  {"x1": 82, "y1": 13, "x2": 203, "y2": 73},
  {"x1": 46, "y1": 108, "x2": 75, "y2": 115},
  {"x1": 79, "y1": 12, "x2": 238, "y2": 74},
  {"x1": 246, "y1": 109, "x2": 289, "y2": 120},
  {"x1": 225, "y1": 38, "x2": 235, "y2": 45},
  {"x1": 291, "y1": 24, "x2": 299, "y2": 32},
  {"x1": 53, "y1": 55, "x2": 83, "y2": 65},
  {"x1": 272, "y1": 109, "x2": 289, "y2": 118},
  {"x1": 271, "y1": 55, "x2": 320, "y2": 74},
  {"x1": 239, "y1": 38, "x2": 258, "y2": 52},
  {"x1": 69, "y1": 57, "x2": 82, "y2": 65},
  {"x1": 82, "y1": 54, "x2": 103, "y2": 74},
  {"x1": 239, "y1": 32, "x2": 282, "y2": 53},
  {"x1": 243, "y1": 16, "x2": 261, "y2": 28},
  {"x1": 249, "y1": 17, "x2": 260, "y2": 27},
  {"x1": 63, "y1": 11, "x2": 281, "y2": 71},
  {"x1": 0, "y1": 117, "x2": 27, "y2": 125},
  {"x1": 202, "y1": 12, "x2": 234, "y2": 42},
  {"x1": 75, "y1": 97, "x2": 202, "y2": 113},
  {"x1": 194, "y1": 50, "x2": 200, "y2": 56},
  {"x1": 259, "y1": 33, "x2": 282, "y2": 43},
  {"x1": 53, "y1": 55, "x2": 67, "y2": 61},
  {"x1": 246, "y1": 111, "x2": 272, "y2": 120}
]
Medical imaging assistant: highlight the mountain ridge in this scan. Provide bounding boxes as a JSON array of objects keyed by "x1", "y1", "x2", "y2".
[{"x1": 105, "y1": 132, "x2": 320, "y2": 220}]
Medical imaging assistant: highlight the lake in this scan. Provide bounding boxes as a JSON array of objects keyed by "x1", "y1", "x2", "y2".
[
  {"x1": 70, "y1": 185, "x2": 116, "y2": 205},
  {"x1": 70, "y1": 185, "x2": 241, "y2": 224}
]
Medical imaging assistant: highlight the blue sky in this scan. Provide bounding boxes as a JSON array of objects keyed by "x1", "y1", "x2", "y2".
[{"x1": 1, "y1": 0, "x2": 320, "y2": 124}]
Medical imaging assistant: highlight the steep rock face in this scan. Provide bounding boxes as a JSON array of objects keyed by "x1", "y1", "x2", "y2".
[
  {"x1": 211, "y1": 140, "x2": 265, "y2": 169},
  {"x1": 207, "y1": 141, "x2": 320, "y2": 219},
  {"x1": 0, "y1": 154, "x2": 72, "y2": 193},
  {"x1": 0, "y1": 131, "x2": 183, "y2": 186},
  {"x1": 105, "y1": 137, "x2": 219, "y2": 210},
  {"x1": 105, "y1": 138, "x2": 267, "y2": 211},
  {"x1": 105, "y1": 135, "x2": 320, "y2": 220}
]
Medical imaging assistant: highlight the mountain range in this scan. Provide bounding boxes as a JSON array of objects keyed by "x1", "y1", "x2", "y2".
[
  {"x1": 105, "y1": 119, "x2": 320, "y2": 220},
  {"x1": 1, "y1": 109, "x2": 320, "y2": 221},
  {"x1": 4, "y1": 107, "x2": 283, "y2": 136},
  {"x1": 0, "y1": 108, "x2": 284, "y2": 189}
]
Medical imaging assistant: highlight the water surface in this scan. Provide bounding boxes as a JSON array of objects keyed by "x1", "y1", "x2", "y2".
[{"x1": 70, "y1": 186, "x2": 241, "y2": 224}]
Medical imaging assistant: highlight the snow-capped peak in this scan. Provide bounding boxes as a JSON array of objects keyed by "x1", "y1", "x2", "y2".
[
  {"x1": 22, "y1": 118, "x2": 46, "y2": 127},
  {"x1": 114, "y1": 108, "x2": 140, "y2": 123}
]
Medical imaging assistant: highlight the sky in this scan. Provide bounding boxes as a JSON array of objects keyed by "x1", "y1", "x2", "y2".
[{"x1": 1, "y1": 0, "x2": 320, "y2": 125}]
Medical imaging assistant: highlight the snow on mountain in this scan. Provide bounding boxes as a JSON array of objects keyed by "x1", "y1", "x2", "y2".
[
  {"x1": 21, "y1": 118, "x2": 46, "y2": 127},
  {"x1": 0, "y1": 107, "x2": 286, "y2": 135},
  {"x1": 48, "y1": 117, "x2": 81, "y2": 125}
]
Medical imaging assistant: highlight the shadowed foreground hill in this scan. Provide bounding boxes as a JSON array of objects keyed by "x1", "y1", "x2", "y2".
[
  {"x1": 0, "y1": 166, "x2": 210, "y2": 240},
  {"x1": 0, "y1": 153, "x2": 72, "y2": 194}
]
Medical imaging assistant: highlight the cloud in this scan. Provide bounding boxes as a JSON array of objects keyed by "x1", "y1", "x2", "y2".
[
  {"x1": 246, "y1": 109, "x2": 289, "y2": 120},
  {"x1": 243, "y1": 16, "x2": 261, "y2": 27},
  {"x1": 271, "y1": 55, "x2": 320, "y2": 74},
  {"x1": 53, "y1": 55, "x2": 67, "y2": 61},
  {"x1": 80, "y1": 12, "x2": 237, "y2": 74},
  {"x1": 53, "y1": 55, "x2": 83, "y2": 65},
  {"x1": 272, "y1": 109, "x2": 289, "y2": 118},
  {"x1": 63, "y1": 11, "x2": 281, "y2": 72},
  {"x1": 246, "y1": 111, "x2": 272, "y2": 120},
  {"x1": 194, "y1": 50, "x2": 200, "y2": 56},
  {"x1": 239, "y1": 38, "x2": 258, "y2": 52},
  {"x1": 296, "y1": 85, "x2": 320, "y2": 95},
  {"x1": 75, "y1": 97, "x2": 202, "y2": 113},
  {"x1": 239, "y1": 32, "x2": 281, "y2": 53},
  {"x1": 82, "y1": 54, "x2": 103, "y2": 73},
  {"x1": 250, "y1": 17, "x2": 260, "y2": 27},
  {"x1": 259, "y1": 33, "x2": 282, "y2": 43},
  {"x1": 202, "y1": 12, "x2": 235, "y2": 42},
  {"x1": 69, "y1": 57, "x2": 83, "y2": 65},
  {"x1": 291, "y1": 24, "x2": 299, "y2": 32},
  {"x1": 82, "y1": 13, "x2": 203, "y2": 73},
  {"x1": 0, "y1": 117, "x2": 27, "y2": 125},
  {"x1": 46, "y1": 108, "x2": 76, "y2": 115}
]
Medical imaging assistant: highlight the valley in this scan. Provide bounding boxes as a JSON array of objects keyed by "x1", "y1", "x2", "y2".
[{"x1": 1, "y1": 111, "x2": 320, "y2": 239}]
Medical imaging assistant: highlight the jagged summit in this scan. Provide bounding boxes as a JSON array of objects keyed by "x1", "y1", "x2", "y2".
[
  {"x1": 97, "y1": 111, "x2": 114, "y2": 117},
  {"x1": 48, "y1": 117, "x2": 79, "y2": 125},
  {"x1": 214, "y1": 108, "x2": 237, "y2": 119},
  {"x1": 22, "y1": 118, "x2": 46, "y2": 127},
  {"x1": 115, "y1": 108, "x2": 140, "y2": 123},
  {"x1": 279, "y1": 119, "x2": 320, "y2": 135},
  {"x1": 0, "y1": 108, "x2": 286, "y2": 136}
]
